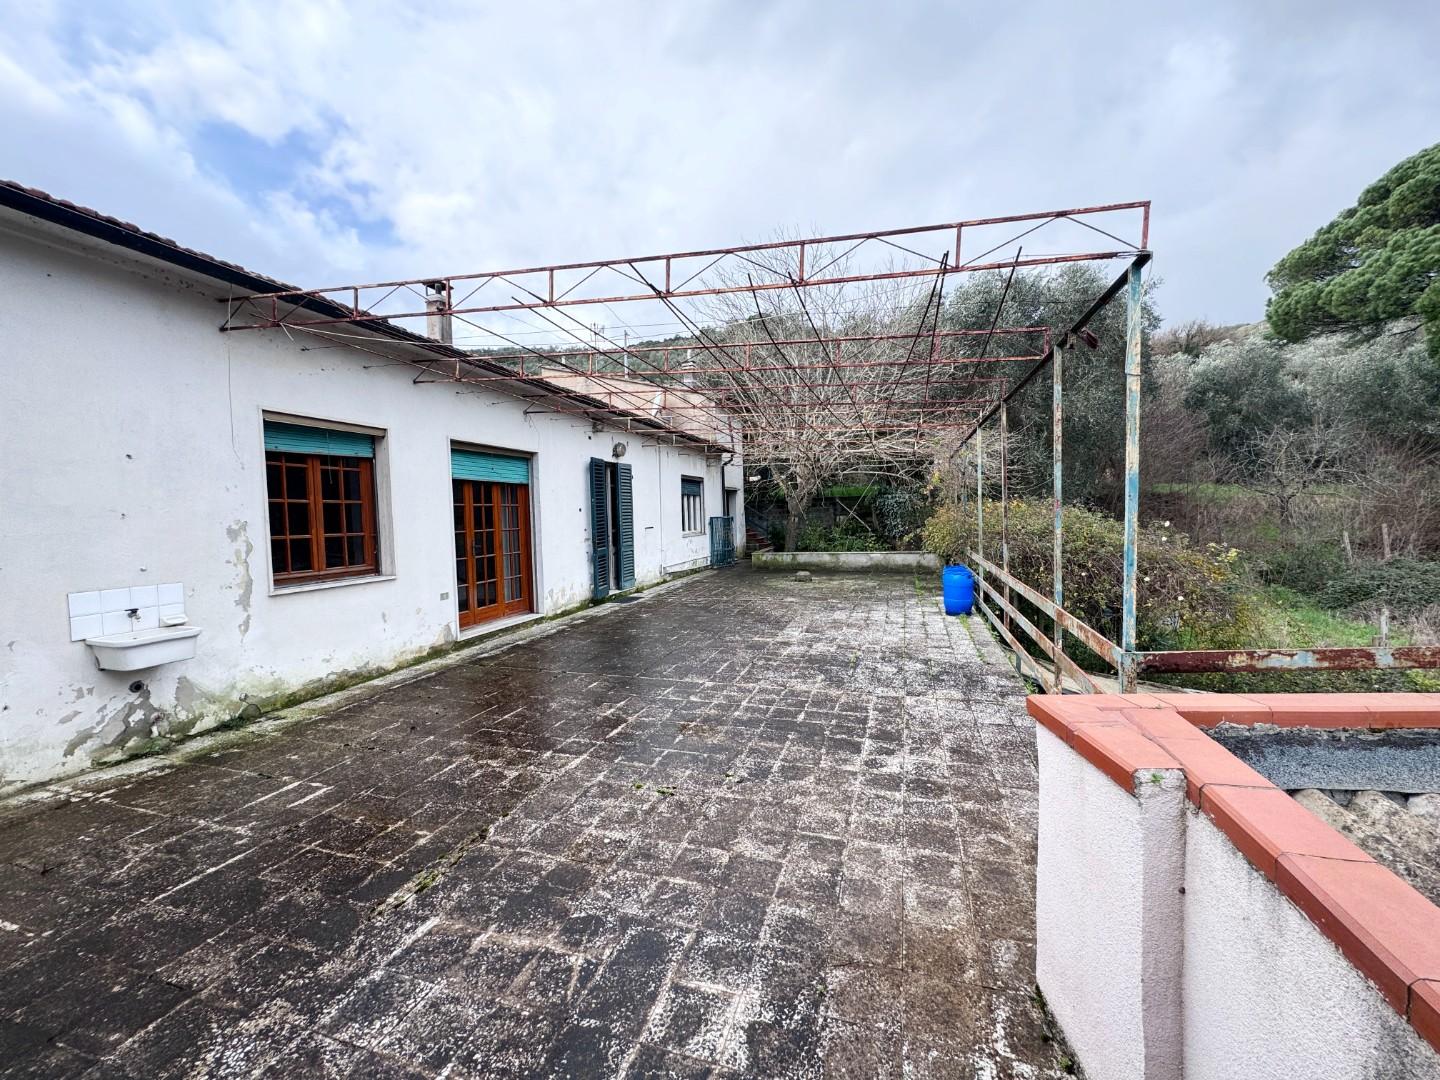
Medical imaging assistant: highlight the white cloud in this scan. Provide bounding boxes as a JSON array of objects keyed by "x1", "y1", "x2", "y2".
[{"x1": 0, "y1": 0, "x2": 1436, "y2": 324}]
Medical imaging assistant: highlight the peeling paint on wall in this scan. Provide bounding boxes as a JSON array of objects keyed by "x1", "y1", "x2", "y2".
[
  {"x1": 226, "y1": 519, "x2": 253, "y2": 639},
  {"x1": 66, "y1": 686, "x2": 155, "y2": 759}
]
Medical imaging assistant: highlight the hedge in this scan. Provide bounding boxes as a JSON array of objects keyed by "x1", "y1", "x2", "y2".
[{"x1": 921, "y1": 499, "x2": 1262, "y2": 654}]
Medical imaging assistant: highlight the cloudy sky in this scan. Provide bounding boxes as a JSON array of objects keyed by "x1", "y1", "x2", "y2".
[{"x1": 2, "y1": 0, "x2": 1436, "y2": 328}]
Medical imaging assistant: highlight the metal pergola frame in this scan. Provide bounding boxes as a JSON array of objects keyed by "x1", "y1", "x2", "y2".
[
  {"x1": 221, "y1": 203, "x2": 1150, "y2": 326},
  {"x1": 219, "y1": 202, "x2": 1147, "y2": 460},
  {"x1": 218, "y1": 200, "x2": 1440, "y2": 688}
]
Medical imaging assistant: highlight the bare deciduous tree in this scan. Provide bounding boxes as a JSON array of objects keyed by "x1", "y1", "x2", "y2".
[
  {"x1": 1345, "y1": 439, "x2": 1440, "y2": 558},
  {"x1": 1151, "y1": 319, "x2": 1247, "y2": 358},
  {"x1": 1235, "y1": 414, "x2": 1359, "y2": 525},
  {"x1": 684, "y1": 237, "x2": 972, "y2": 549}
]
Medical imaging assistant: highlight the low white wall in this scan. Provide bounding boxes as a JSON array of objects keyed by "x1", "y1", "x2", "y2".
[
  {"x1": 751, "y1": 550, "x2": 940, "y2": 573},
  {"x1": 1038, "y1": 723, "x2": 1440, "y2": 1080},
  {"x1": 1183, "y1": 810, "x2": 1440, "y2": 1080},
  {"x1": 1036, "y1": 725, "x2": 1185, "y2": 1080}
]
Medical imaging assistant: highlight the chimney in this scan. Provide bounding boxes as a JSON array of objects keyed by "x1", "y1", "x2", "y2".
[{"x1": 424, "y1": 281, "x2": 452, "y2": 344}]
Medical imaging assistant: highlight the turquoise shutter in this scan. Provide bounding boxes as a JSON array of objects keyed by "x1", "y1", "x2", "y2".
[
  {"x1": 451, "y1": 449, "x2": 530, "y2": 483},
  {"x1": 681, "y1": 477, "x2": 703, "y2": 498},
  {"x1": 616, "y1": 462, "x2": 635, "y2": 589},
  {"x1": 264, "y1": 421, "x2": 374, "y2": 458},
  {"x1": 590, "y1": 458, "x2": 610, "y2": 600}
]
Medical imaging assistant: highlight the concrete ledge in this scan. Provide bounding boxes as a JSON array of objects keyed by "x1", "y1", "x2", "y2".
[
  {"x1": 1032, "y1": 692, "x2": 1440, "y2": 1078},
  {"x1": 751, "y1": 550, "x2": 941, "y2": 573}
]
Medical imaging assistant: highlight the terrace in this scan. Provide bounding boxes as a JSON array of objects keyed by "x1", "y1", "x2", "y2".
[
  {"x1": 4, "y1": 190, "x2": 1439, "y2": 1079},
  {"x1": 0, "y1": 567, "x2": 1066, "y2": 1078}
]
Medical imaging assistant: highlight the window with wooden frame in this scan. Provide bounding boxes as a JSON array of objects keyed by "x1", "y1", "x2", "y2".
[
  {"x1": 264, "y1": 421, "x2": 380, "y2": 586},
  {"x1": 681, "y1": 476, "x2": 704, "y2": 535}
]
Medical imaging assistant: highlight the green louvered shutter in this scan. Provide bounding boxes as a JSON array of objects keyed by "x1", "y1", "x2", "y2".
[
  {"x1": 263, "y1": 421, "x2": 374, "y2": 458},
  {"x1": 589, "y1": 458, "x2": 610, "y2": 600},
  {"x1": 616, "y1": 462, "x2": 635, "y2": 589},
  {"x1": 450, "y1": 449, "x2": 530, "y2": 483}
]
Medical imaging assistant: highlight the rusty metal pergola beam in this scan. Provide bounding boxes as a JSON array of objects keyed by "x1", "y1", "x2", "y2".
[
  {"x1": 432, "y1": 327, "x2": 1050, "y2": 374},
  {"x1": 220, "y1": 202, "x2": 1148, "y2": 457},
  {"x1": 220, "y1": 202, "x2": 1150, "y2": 330}
]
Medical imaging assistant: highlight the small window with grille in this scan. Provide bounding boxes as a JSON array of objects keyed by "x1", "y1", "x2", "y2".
[{"x1": 681, "y1": 476, "x2": 704, "y2": 535}]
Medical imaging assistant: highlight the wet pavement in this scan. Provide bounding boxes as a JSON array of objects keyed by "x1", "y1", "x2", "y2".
[{"x1": 0, "y1": 567, "x2": 1064, "y2": 1079}]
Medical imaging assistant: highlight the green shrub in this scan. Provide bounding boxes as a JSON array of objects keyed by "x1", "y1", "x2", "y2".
[
  {"x1": 873, "y1": 488, "x2": 931, "y2": 548},
  {"x1": 921, "y1": 499, "x2": 1260, "y2": 653},
  {"x1": 1318, "y1": 558, "x2": 1440, "y2": 615},
  {"x1": 821, "y1": 484, "x2": 876, "y2": 500},
  {"x1": 1253, "y1": 540, "x2": 1348, "y2": 595},
  {"x1": 796, "y1": 519, "x2": 878, "y2": 552}
]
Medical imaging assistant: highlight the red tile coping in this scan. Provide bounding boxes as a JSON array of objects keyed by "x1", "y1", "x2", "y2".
[
  {"x1": 1202, "y1": 785, "x2": 1371, "y2": 877},
  {"x1": 1150, "y1": 691, "x2": 1440, "y2": 730},
  {"x1": 1277, "y1": 854, "x2": 1440, "y2": 1014},
  {"x1": 1027, "y1": 692, "x2": 1440, "y2": 1053},
  {"x1": 1415, "y1": 981, "x2": 1440, "y2": 1054},
  {"x1": 1071, "y1": 722, "x2": 1179, "y2": 791}
]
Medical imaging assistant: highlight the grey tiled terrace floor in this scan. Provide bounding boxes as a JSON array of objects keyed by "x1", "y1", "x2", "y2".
[{"x1": 0, "y1": 567, "x2": 1064, "y2": 1079}]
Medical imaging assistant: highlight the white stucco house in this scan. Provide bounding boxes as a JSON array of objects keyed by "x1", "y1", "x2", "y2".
[{"x1": 0, "y1": 181, "x2": 744, "y2": 793}]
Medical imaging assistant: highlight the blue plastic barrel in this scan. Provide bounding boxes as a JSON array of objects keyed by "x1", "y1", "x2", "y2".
[{"x1": 942, "y1": 565, "x2": 975, "y2": 616}]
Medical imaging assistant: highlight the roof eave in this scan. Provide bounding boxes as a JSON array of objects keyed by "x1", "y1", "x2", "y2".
[{"x1": 0, "y1": 181, "x2": 731, "y2": 453}]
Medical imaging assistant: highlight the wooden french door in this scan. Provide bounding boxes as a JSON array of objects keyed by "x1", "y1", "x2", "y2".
[{"x1": 454, "y1": 480, "x2": 532, "y2": 628}]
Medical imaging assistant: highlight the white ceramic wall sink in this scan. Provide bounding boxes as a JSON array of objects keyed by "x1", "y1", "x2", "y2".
[{"x1": 85, "y1": 625, "x2": 201, "y2": 671}]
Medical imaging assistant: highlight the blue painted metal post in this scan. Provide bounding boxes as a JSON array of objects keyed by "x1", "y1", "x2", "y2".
[
  {"x1": 975, "y1": 425, "x2": 984, "y2": 596},
  {"x1": 1052, "y1": 340, "x2": 1064, "y2": 693},
  {"x1": 999, "y1": 402, "x2": 1011, "y2": 638},
  {"x1": 1120, "y1": 261, "x2": 1144, "y2": 691}
]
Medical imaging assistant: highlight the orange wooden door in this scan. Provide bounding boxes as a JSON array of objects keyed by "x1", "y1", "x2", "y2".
[{"x1": 455, "y1": 480, "x2": 531, "y2": 628}]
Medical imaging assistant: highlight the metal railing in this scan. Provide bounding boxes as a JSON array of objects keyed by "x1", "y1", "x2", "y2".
[
  {"x1": 961, "y1": 254, "x2": 1440, "y2": 692},
  {"x1": 972, "y1": 545, "x2": 1440, "y2": 689}
]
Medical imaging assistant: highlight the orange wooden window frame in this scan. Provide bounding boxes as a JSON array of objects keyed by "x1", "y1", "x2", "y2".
[{"x1": 266, "y1": 451, "x2": 379, "y2": 586}]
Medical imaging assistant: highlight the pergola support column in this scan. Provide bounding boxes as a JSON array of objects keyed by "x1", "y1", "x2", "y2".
[
  {"x1": 1120, "y1": 262, "x2": 1144, "y2": 691},
  {"x1": 1000, "y1": 402, "x2": 1011, "y2": 641},
  {"x1": 976, "y1": 425, "x2": 985, "y2": 598},
  {"x1": 1052, "y1": 341, "x2": 1065, "y2": 693}
]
